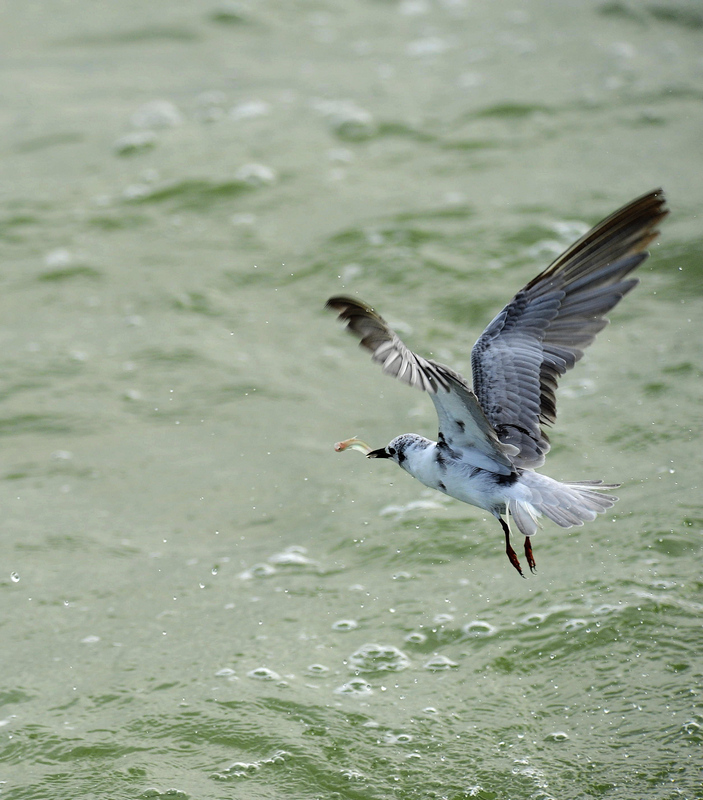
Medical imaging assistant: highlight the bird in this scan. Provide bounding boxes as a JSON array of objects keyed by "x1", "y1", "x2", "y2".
[{"x1": 326, "y1": 188, "x2": 668, "y2": 577}]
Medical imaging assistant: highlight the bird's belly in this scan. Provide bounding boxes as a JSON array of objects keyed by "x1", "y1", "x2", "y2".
[
  {"x1": 410, "y1": 460, "x2": 510, "y2": 513},
  {"x1": 439, "y1": 471, "x2": 508, "y2": 512}
]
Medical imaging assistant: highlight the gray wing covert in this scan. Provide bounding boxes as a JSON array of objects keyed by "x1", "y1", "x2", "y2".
[{"x1": 471, "y1": 188, "x2": 668, "y2": 469}]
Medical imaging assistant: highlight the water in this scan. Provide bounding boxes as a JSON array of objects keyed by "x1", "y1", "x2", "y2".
[{"x1": 1, "y1": 2, "x2": 701, "y2": 798}]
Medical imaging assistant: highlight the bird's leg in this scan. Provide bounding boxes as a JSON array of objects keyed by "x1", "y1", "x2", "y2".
[
  {"x1": 524, "y1": 536, "x2": 536, "y2": 574},
  {"x1": 499, "y1": 517, "x2": 524, "y2": 578}
]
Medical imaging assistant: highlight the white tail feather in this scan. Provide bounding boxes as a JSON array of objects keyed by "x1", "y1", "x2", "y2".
[{"x1": 509, "y1": 472, "x2": 619, "y2": 537}]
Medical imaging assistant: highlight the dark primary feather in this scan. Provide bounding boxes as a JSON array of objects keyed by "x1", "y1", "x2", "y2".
[
  {"x1": 471, "y1": 188, "x2": 667, "y2": 468},
  {"x1": 325, "y1": 297, "x2": 517, "y2": 473}
]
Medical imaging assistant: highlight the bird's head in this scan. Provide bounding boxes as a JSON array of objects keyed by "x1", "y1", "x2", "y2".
[{"x1": 367, "y1": 434, "x2": 428, "y2": 466}]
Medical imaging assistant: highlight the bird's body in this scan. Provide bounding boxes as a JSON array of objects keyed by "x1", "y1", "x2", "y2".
[{"x1": 327, "y1": 189, "x2": 667, "y2": 575}]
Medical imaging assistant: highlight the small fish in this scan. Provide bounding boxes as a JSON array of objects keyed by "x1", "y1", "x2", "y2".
[{"x1": 334, "y1": 437, "x2": 372, "y2": 455}]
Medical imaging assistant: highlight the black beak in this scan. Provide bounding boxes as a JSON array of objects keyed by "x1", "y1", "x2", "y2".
[{"x1": 367, "y1": 448, "x2": 391, "y2": 459}]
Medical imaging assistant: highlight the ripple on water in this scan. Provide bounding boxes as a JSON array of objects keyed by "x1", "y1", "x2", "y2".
[
  {"x1": 404, "y1": 631, "x2": 427, "y2": 644},
  {"x1": 348, "y1": 643, "x2": 411, "y2": 673}
]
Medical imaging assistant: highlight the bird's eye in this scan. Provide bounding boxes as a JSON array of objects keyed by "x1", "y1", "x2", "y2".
[{"x1": 388, "y1": 447, "x2": 396, "y2": 456}]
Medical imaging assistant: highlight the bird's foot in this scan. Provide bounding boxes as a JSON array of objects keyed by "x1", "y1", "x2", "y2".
[
  {"x1": 505, "y1": 543, "x2": 525, "y2": 578},
  {"x1": 524, "y1": 536, "x2": 536, "y2": 574}
]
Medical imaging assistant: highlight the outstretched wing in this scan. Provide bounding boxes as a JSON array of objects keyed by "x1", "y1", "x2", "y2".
[
  {"x1": 471, "y1": 188, "x2": 668, "y2": 469},
  {"x1": 326, "y1": 296, "x2": 517, "y2": 474}
]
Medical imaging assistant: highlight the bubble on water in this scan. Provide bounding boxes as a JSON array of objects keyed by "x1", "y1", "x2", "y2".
[
  {"x1": 592, "y1": 604, "x2": 619, "y2": 616},
  {"x1": 246, "y1": 667, "x2": 281, "y2": 681},
  {"x1": 123, "y1": 183, "x2": 151, "y2": 201},
  {"x1": 311, "y1": 99, "x2": 377, "y2": 141},
  {"x1": 230, "y1": 100, "x2": 271, "y2": 121},
  {"x1": 45, "y1": 248, "x2": 72, "y2": 267},
  {"x1": 406, "y1": 36, "x2": 451, "y2": 57},
  {"x1": 334, "y1": 678, "x2": 373, "y2": 696},
  {"x1": 332, "y1": 619, "x2": 358, "y2": 632},
  {"x1": 379, "y1": 499, "x2": 443, "y2": 518},
  {"x1": 562, "y1": 618, "x2": 589, "y2": 632},
  {"x1": 522, "y1": 613, "x2": 547, "y2": 626},
  {"x1": 462, "y1": 620, "x2": 497, "y2": 637},
  {"x1": 238, "y1": 563, "x2": 276, "y2": 580},
  {"x1": 341, "y1": 768, "x2": 365, "y2": 781},
  {"x1": 546, "y1": 731, "x2": 570, "y2": 742},
  {"x1": 234, "y1": 163, "x2": 276, "y2": 186},
  {"x1": 10, "y1": 572, "x2": 20, "y2": 583},
  {"x1": 231, "y1": 212, "x2": 257, "y2": 227},
  {"x1": 114, "y1": 130, "x2": 158, "y2": 156},
  {"x1": 404, "y1": 631, "x2": 427, "y2": 644},
  {"x1": 399, "y1": 0, "x2": 430, "y2": 16},
  {"x1": 268, "y1": 545, "x2": 316, "y2": 566},
  {"x1": 306, "y1": 663, "x2": 329, "y2": 676},
  {"x1": 214, "y1": 749, "x2": 290, "y2": 780},
  {"x1": 215, "y1": 668, "x2": 236, "y2": 677},
  {"x1": 423, "y1": 655, "x2": 458, "y2": 671},
  {"x1": 651, "y1": 579, "x2": 677, "y2": 590},
  {"x1": 348, "y1": 643, "x2": 411, "y2": 673},
  {"x1": 385, "y1": 732, "x2": 413, "y2": 744},
  {"x1": 131, "y1": 100, "x2": 183, "y2": 129}
]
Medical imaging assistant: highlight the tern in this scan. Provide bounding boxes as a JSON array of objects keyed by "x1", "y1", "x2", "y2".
[{"x1": 327, "y1": 189, "x2": 667, "y2": 576}]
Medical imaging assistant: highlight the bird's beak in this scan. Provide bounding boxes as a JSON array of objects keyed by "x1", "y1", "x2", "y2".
[{"x1": 367, "y1": 448, "x2": 391, "y2": 459}]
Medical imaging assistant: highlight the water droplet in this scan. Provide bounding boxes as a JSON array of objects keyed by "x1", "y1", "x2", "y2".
[{"x1": 10, "y1": 572, "x2": 20, "y2": 583}]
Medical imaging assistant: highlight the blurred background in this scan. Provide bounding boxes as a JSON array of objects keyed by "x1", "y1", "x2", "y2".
[{"x1": 1, "y1": 2, "x2": 701, "y2": 798}]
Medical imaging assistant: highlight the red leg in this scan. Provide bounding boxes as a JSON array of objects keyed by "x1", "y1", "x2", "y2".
[
  {"x1": 499, "y1": 518, "x2": 524, "y2": 578},
  {"x1": 524, "y1": 536, "x2": 536, "y2": 573}
]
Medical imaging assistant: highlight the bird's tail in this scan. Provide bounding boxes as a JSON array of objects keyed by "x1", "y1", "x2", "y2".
[{"x1": 508, "y1": 471, "x2": 620, "y2": 537}]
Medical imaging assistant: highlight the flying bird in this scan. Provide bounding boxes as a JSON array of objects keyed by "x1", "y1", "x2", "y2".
[{"x1": 326, "y1": 189, "x2": 667, "y2": 576}]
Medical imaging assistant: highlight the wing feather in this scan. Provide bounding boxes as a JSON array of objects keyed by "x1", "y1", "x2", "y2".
[
  {"x1": 326, "y1": 296, "x2": 516, "y2": 473},
  {"x1": 471, "y1": 188, "x2": 667, "y2": 468}
]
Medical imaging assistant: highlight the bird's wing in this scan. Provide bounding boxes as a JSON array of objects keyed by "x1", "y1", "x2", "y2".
[
  {"x1": 471, "y1": 188, "x2": 668, "y2": 469},
  {"x1": 326, "y1": 296, "x2": 517, "y2": 474}
]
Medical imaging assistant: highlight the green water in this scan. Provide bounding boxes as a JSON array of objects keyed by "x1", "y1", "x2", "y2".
[{"x1": 1, "y1": 2, "x2": 701, "y2": 798}]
